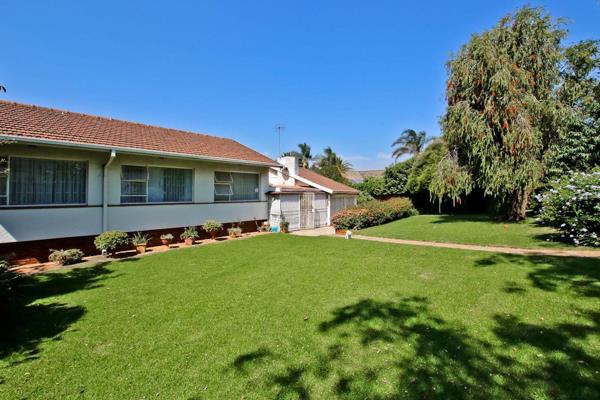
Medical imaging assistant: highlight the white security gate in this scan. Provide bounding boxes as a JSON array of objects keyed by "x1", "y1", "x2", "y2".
[{"x1": 300, "y1": 193, "x2": 315, "y2": 229}]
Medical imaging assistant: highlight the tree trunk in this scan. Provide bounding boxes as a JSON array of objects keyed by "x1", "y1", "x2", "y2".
[{"x1": 508, "y1": 188, "x2": 531, "y2": 221}]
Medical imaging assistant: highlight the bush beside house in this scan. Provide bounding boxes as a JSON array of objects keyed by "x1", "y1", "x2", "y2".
[{"x1": 332, "y1": 198, "x2": 417, "y2": 230}]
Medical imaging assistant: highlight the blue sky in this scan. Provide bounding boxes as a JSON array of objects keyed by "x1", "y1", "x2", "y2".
[{"x1": 1, "y1": 1, "x2": 599, "y2": 170}]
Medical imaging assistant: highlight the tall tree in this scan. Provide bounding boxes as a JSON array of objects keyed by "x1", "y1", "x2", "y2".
[
  {"x1": 391, "y1": 129, "x2": 429, "y2": 160},
  {"x1": 283, "y1": 143, "x2": 313, "y2": 168},
  {"x1": 442, "y1": 6, "x2": 565, "y2": 220},
  {"x1": 297, "y1": 142, "x2": 312, "y2": 168},
  {"x1": 313, "y1": 146, "x2": 352, "y2": 183},
  {"x1": 546, "y1": 40, "x2": 600, "y2": 177}
]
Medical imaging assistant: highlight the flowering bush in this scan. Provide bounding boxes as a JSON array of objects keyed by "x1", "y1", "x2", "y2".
[
  {"x1": 536, "y1": 169, "x2": 600, "y2": 246},
  {"x1": 331, "y1": 197, "x2": 417, "y2": 230}
]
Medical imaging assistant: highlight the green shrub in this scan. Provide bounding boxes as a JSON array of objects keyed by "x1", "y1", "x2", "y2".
[
  {"x1": 202, "y1": 220, "x2": 223, "y2": 233},
  {"x1": 49, "y1": 248, "x2": 84, "y2": 265},
  {"x1": 160, "y1": 233, "x2": 174, "y2": 241},
  {"x1": 180, "y1": 226, "x2": 199, "y2": 240},
  {"x1": 331, "y1": 197, "x2": 418, "y2": 230},
  {"x1": 0, "y1": 258, "x2": 20, "y2": 315},
  {"x1": 94, "y1": 230, "x2": 129, "y2": 255},
  {"x1": 357, "y1": 191, "x2": 375, "y2": 204},
  {"x1": 536, "y1": 169, "x2": 600, "y2": 246}
]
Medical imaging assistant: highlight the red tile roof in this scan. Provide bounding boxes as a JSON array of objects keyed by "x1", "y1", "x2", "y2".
[
  {"x1": 0, "y1": 101, "x2": 276, "y2": 165},
  {"x1": 298, "y1": 168, "x2": 359, "y2": 194},
  {"x1": 267, "y1": 186, "x2": 324, "y2": 194}
]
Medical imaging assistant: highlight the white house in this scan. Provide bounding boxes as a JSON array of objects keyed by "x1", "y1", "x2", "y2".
[
  {"x1": 267, "y1": 156, "x2": 358, "y2": 231},
  {"x1": 0, "y1": 101, "x2": 358, "y2": 263},
  {"x1": 0, "y1": 101, "x2": 278, "y2": 262}
]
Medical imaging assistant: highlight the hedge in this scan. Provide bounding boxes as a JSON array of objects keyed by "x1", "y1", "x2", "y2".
[{"x1": 331, "y1": 197, "x2": 417, "y2": 230}]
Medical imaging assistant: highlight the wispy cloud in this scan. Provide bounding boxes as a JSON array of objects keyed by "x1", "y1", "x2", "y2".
[{"x1": 376, "y1": 152, "x2": 393, "y2": 160}]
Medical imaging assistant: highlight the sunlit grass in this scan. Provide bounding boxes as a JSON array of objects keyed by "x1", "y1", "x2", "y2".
[{"x1": 2, "y1": 234, "x2": 599, "y2": 399}]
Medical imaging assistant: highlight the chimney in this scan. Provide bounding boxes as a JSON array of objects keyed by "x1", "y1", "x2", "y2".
[{"x1": 277, "y1": 156, "x2": 300, "y2": 176}]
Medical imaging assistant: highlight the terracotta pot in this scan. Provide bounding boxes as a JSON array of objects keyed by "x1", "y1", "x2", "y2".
[
  {"x1": 161, "y1": 239, "x2": 172, "y2": 246},
  {"x1": 184, "y1": 238, "x2": 194, "y2": 246},
  {"x1": 135, "y1": 245, "x2": 147, "y2": 254},
  {"x1": 210, "y1": 232, "x2": 217, "y2": 240},
  {"x1": 335, "y1": 229, "x2": 346, "y2": 236},
  {"x1": 281, "y1": 228, "x2": 289, "y2": 234}
]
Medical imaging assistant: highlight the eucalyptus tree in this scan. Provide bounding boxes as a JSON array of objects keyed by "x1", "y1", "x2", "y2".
[{"x1": 441, "y1": 6, "x2": 565, "y2": 220}]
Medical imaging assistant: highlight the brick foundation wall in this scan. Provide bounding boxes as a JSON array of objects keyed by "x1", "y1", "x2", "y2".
[{"x1": 0, "y1": 219, "x2": 266, "y2": 265}]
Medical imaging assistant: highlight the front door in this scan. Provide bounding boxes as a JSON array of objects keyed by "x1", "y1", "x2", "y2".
[{"x1": 299, "y1": 193, "x2": 315, "y2": 229}]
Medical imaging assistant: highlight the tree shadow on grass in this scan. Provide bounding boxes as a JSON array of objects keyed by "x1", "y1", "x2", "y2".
[
  {"x1": 0, "y1": 263, "x2": 114, "y2": 366},
  {"x1": 474, "y1": 253, "x2": 600, "y2": 298},
  {"x1": 230, "y1": 295, "x2": 600, "y2": 399}
]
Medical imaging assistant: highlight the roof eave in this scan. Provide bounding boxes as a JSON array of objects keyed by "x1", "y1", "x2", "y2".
[{"x1": 0, "y1": 134, "x2": 279, "y2": 167}]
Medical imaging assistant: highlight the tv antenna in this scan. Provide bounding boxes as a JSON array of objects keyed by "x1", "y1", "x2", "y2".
[{"x1": 275, "y1": 124, "x2": 285, "y2": 158}]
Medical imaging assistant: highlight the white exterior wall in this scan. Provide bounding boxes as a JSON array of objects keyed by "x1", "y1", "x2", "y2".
[{"x1": 0, "y1": 144, "x2": 270, "y2": 243}]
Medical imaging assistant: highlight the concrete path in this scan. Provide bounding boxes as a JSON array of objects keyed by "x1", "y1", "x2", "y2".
[
  {"x1": 290, "y1": 226, "x2": 599, "y2": 258},
  {"x1": 351, "y1": 234, "x2": 600, "y2": 259}
]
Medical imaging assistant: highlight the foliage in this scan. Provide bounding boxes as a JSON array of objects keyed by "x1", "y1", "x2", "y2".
[
  {"x1": 227, "y1": 227, "x2": 242, "y2": 236},
  {"x1": 536, "y1": 169, "x2": 600, "y2": 246},
  {"x1": 0, "y1": 258, "x2": 20, "y2": 316},
  {"x1": 131, "y1": 232, "x2": 150, "y2": 246},
  {"x1": 331, "y1": 197, "x2": 417, "y2": 230},
  {"x1": 160, "y1": 233, "x2": 174, "y2": 241},
  {"x1": 405, "y1": 139, "x2": 447, "y2": 195},
  {"x1": 356, "y1": 190, "x2": 375, "y2": 204},
  {"x1": 429, "y1": 152, "x2": 473, "y2": 211},
  {"x1": 391, "y1": 129, "x2": 430, "y2": 160},
  {"x1": 355, "y1": 176, "x2": 387, "y2": 197},
  {"x1": 202, "y1": 220, "x2": 223, "y2": 233},
  {"x1": 383, "y1": 159, "x2": 413, "y2": 195},
  {"x1": 279, "y1": 220, "x2": 290, "y2": 231},
  {"x1": 312, "y1": 146, "x2": 352, "y2": 184},
  {"x1": 546, "y1": 40, "x2": 600, "y2": 178},
  {"x1": 94, "y1": 231, "x2": 129, "y2": 254},
  {"x1": 180, "y1": 226, "x2": 199, "y2": 240},
  {"x1": 283, "y1": 142, "x2": 313, "y2": 168},
  {"x1": 48, "y1": 249, "x2": 84, "y2": 265},
  {"x1": 442, "y1": 6, "x2": 566, "y2": 220}
]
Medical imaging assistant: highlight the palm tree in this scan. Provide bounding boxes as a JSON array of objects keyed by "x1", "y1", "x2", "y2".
[
  {"x1": 297, "y1": 143, "x2": 312, "y2": 168},
  {"x1": 314, "y1": 146, "x2": 352, "y2": 179},
  {"x1": 391, "y1": 129, "x2": 430, "y2": 160},
  {"x1": 283, "y1": 143, "x2": 313, "y2": 168}
]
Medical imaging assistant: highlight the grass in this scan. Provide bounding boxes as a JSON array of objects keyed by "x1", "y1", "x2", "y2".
[
  {"x1": 2, "y1": 234, "x2": 600, "y2": 399},
  {"x1": 358, "y1": 214, "x2": 596, "y2": 249}
]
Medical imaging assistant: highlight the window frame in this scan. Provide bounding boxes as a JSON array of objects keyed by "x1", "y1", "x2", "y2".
[
  {"x1": 120, "y1": 164, "x2": 194, "y2": 204},
  {"x1": 213, "y1": 170, "x2": 260, "y2": 202},
  {"x1": 0, "y1": 155, "x2": 89, "y2": 207}
]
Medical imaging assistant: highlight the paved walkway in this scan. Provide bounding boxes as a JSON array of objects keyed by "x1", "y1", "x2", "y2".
[
  {"x1": 351, "y1": 235, "x2": 600, "y2": 258},
  {"x1": 291, "y1": 226, "x2": 600, "y2": 258}
]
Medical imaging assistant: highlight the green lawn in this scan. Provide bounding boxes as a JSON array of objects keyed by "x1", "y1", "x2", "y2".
[
  {"x1": 2, "y1": 234, "x2": 599, "y2": 399},
  {"x1": 359, "y1": 214, "x2": 594, "y2": 249}
]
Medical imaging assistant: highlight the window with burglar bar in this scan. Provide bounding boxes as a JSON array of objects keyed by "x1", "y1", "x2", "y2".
[
  {"x1": 214, "y1": 171, "x2": 259, "y2": 202},
  {"x1": 121, "y1": 165, "x2": 193, "y2": 203}
]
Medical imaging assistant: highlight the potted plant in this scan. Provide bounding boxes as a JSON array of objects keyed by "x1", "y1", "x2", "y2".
[
  {"x1": 160, "y1": 233, "x2": 174, "y2": 246},
  {"x1": 202, "y1": 220, "x2": 223, "y2": 240},
  {"x1": 228, "y1": 226, "x2": 242, "y2": 238},
  {"x1": 280, "y1": 220, "x2": 290, "y2": 233},
  {"x1": 180, "y1": 226, "x2": 199, "y2": 245},
  {"x1": 131, "y1": 232, "x2": 150, "y2": 254}
]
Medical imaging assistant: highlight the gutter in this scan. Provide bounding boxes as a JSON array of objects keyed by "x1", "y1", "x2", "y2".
[
  {"x1": 102, "y1": 150, "x2": 116, "y2": 232},
  {"x1": 0, "y1": 135, "x2": 279, "y2": 167}
]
